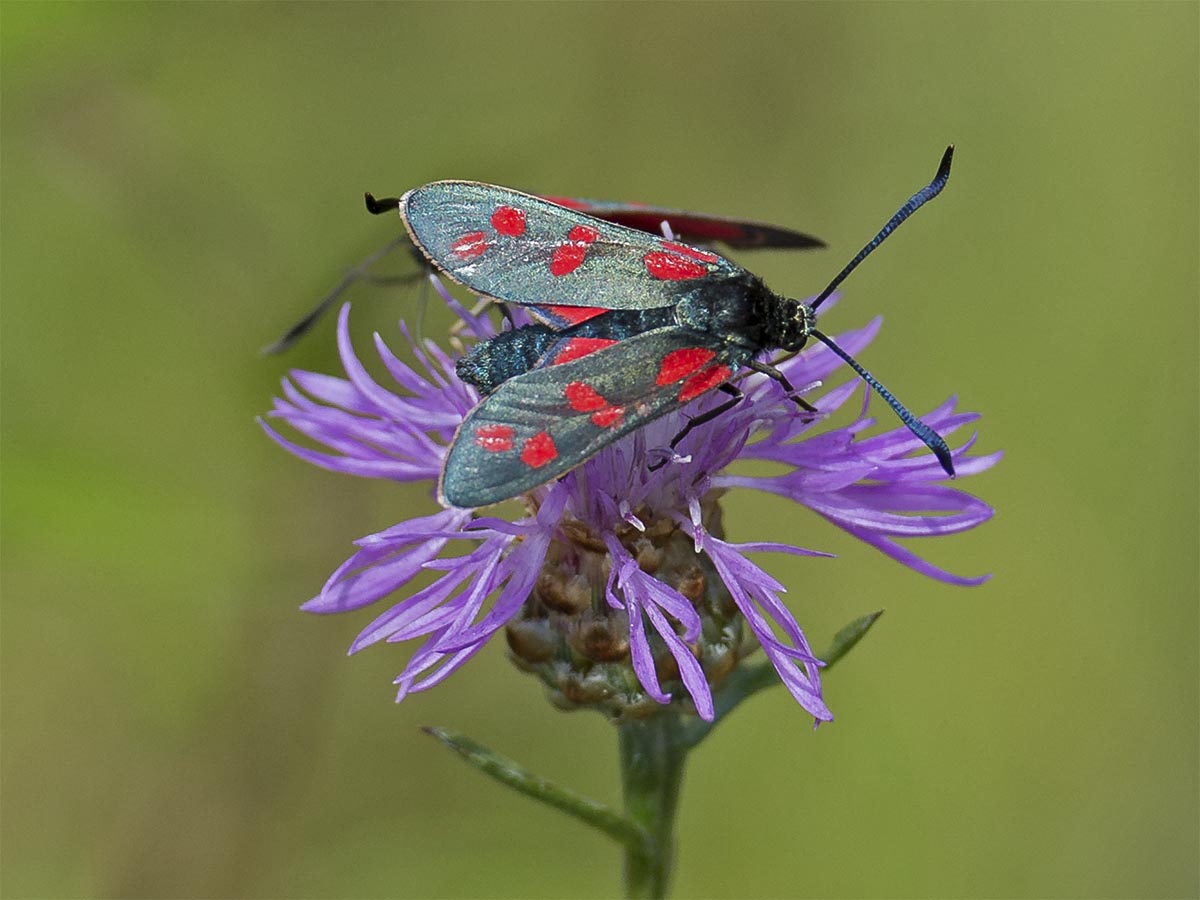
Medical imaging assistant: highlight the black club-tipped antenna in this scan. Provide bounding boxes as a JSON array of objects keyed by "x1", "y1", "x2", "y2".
[
  {"x1": 812, "y1": 145, "x2": 953, "y2": 312},
  {"x1": 811, "y1": 327, "x2": 954, "y2": 475},
  {"x1": 365, "y1": 193, "x2": 401, "y2": 215},
  {"x1": 808, "y1": 146, "x2": 957, "y2": 476}
]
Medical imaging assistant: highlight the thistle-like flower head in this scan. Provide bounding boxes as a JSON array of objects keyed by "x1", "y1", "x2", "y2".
[{"x1": 262, "y1": 282, "x2": 998, "y2": 724}]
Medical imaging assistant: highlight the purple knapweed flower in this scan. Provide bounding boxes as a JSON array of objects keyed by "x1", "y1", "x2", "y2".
[{"x1": 261, "y1": 280, "x2": 999, "y2": 724}]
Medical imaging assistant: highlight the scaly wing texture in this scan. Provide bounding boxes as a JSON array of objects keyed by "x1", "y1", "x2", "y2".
[
  {"x1": 402, "y1": 181, "x2": 744, "y2": 311},
  {"x1": 441, "y1": 327, "x2": 743, "y2": 507},
  {"x1": 543, "y1": 195, "x2": 824, "y2": 250}
]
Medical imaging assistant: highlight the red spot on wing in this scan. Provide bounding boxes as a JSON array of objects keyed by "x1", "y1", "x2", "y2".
[
  {"x1": 644, "y1": 251, "x2": 709, "y2": 280},
  {"x1": 663, "y1": 241, "x2": 718, "y2": 263},
  {"x1": 678, "y1": 364, "x2": 732, "y2": 403},
  {"x1": 590, "y1": 406, "x2": 625, "y2": 428},
  {"x1": 550, "y1": 244, "x2": 586, "y2": 276},
  {"x1": 564, "y1": 382, "x2": 624, "y2": 428},
  {"x1": 520, "y1": 431, "x2": 558, "y2": 468},
  {"x1": 491, "y1": 205, "x2": 526, "y2": 236},
  {"x1": 564, "y1": 381, "x2": 608, "y2": 412},
  {"x1": 540, "y1": 305, "x2": 606, "y2": 327},
  {"x1": 551, "y1": 337, "x2": 619, "y2": 365},
  {"x1": 451, "y1": 231, "x2": 491, "y2": 260},
  {"x1": 656, "y1": 347, "x2": 718, "y2": 385},
  {"x1": 550, "y1": 224, "x2": 601, "y2": 276},
  {"x1": 474, "y1": 424, "x2": 514, "y2": 453}
]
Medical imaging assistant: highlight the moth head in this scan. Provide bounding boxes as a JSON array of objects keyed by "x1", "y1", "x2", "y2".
[{"x1": 776, "y1": 299, "x2": 816, "y2": 352}]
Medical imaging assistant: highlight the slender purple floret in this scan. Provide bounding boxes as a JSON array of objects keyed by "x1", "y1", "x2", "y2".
[{"x1": 262, "y1": 285, "x2": 999, "y2": 723}]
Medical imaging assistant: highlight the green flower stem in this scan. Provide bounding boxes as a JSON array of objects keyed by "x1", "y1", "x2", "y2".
[
  {"x1": 619, "y1": 712, "x2": 689, "y2": 899},
  {"x1": 427, "y1": 611, "x2": 883, "y2": 899}
]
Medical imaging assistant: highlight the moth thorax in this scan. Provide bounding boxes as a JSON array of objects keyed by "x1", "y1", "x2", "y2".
[{"x1": 773, "y1": 298, "x2": 816, "y2": 351}]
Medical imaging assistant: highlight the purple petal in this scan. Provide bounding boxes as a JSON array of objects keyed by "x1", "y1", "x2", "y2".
[
  {"x1": 625, "y1": 595, "x2": 670, "y2": 705},
  {"x1": 349, "y1": 567, "x2": 474, "y2": 651},
  {"x1": 834, "y1": 524, "x2": 991, "y2": 586},
  {"x1": 644, "y1": 601, "x2": 714, "y2": 720}
]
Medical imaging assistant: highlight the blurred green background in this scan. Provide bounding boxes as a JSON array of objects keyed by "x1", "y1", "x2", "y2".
[{"x1": 2, "y1": 3, "x2": 1196, "y2": 898}]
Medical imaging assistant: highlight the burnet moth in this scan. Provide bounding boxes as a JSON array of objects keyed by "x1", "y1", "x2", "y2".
[
  {"x1": 264, "y1": 197, "x2": 823, "y2": 354},
  {"x1": 366, "y1": 146, "x2": 956, "y2": 509}
]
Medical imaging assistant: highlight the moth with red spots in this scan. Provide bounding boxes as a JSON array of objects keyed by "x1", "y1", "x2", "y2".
[
  {"x1": 264, "y1": 196, "x2": 823, "y2": 354},
  {"x1": 370, "y1": 147, "x2": 957, "y2": 508}
]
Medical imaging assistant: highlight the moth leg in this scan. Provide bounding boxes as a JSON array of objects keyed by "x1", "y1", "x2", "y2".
[
  {"x1": 263, "y1": 235, "x2": 417, "y2": 355},
  {"x1": 649, "y1": 383, "x2": 744, "y2": 471},
  {"x1": 746, "y1": 359, "x2": 818, "y2": 417}
]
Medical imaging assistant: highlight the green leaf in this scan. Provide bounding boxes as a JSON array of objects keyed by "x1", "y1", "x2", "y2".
[
  {"x1": 423, "y1": 727, "x2": 650, "y2": 851},
  {"x1": 822, "y1": 609, "x2": 885, "y2": 668}
]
